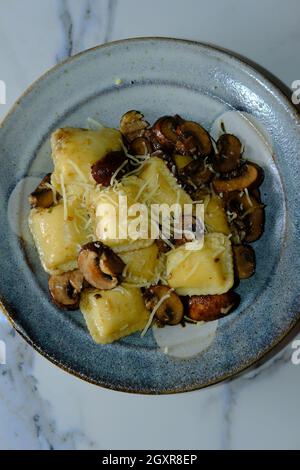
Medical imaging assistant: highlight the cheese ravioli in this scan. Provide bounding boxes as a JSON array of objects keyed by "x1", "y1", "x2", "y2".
[
  {"x1": 80, "y1": 286, "x2": 149, "y2": 344},
  {"x1": 51, "y1": 127, "x2": 122, "y2": 194},
  {"x1": 138, "y1": 157, "x2": 192, "y2": 206},
  {"x1": 166, "y1": 233, "x2": 234, "y2": 295},
  {"x1": 120, "y1": 243, "x2": 160, "y2": 284},
  {"x1": 89, "y1": 176, "x2": 153, "y2": 253},
  {"x1": 205, "y1": 195, "x2": 230, "y2": 235},
  {"x1": 29, "y1": 201, "x2": 91, "y2": 274}
]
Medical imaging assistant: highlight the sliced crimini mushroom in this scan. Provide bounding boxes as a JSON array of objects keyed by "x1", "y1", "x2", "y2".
[
  {"x1": 237, "y1": 191, "x2": 265, "y2": 243},
  {"x1": 176, "y1": 120, "x2": 213, "y2": 157},
  {"x1": 78, "y1": 242, "x2": 125, "y2": 290},
  {"x1": 144, "y1": 285, "x2": 184, "y2": 325},
  {"x1": 233, "y1": 245, "x2": 256, "y2": 279},
  {"x1": 212, "y1": 162, "x2": 264, "y2": 193},
  {"x1": 188, "y1": 291, "x2": 240, "y2": 322},
  {"x1": 48, "y1": 269, "x2": 84, "y2": 310},
  {"x1": 120, "y1": 110, "x2": 149, "y2": 142},
  {"x1": 91, "y1": 150, "x2": 128, "y2": 186},
  {"x1": 212, "y1": 134, "x2": 242, "y2": 173},
  {"x1": 244, "y1": 206, "x2": 265, "y2": 243},
  {"x1": 29, "y1": 174, "x2": 55, "y2": 208},
  {"x1": 99, "y1": 249, "x2": 126, "y2": 278},
  {"x1": 152, "y1": 116, "x2": 180, "y2": 151},
  {"x1": 180, "y1": 159, "x2": 214, "y2": 187},
  {"x1": 129, "y1": 136, "x2": 153, "y2": 155},
  {"x1": 225, "y1": 190, "x2": 265, "y2": 243},
  {"x1": 148, "y1": 132, "x2": 167, "y2": 152},
  {"x1": 251, "y1": 188, "x2": 261, "y2": 201}
]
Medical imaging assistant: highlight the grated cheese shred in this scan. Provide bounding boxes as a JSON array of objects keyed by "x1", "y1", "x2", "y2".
[
  {"x1": 244, "y1": 188, "x2": 253, "y2": 207},
  {"x1": 66, "y1": 159, "x2": 87, "y2": 182},
  {"x1": 141, "y1": 289, "x2": 174, "y2": 338},
  {"x1": 60, "y1": 173, "x2": 68, "y2": 221},
  {"x1": 110, "y1": 159, "x2": 129, "y2": 186}
]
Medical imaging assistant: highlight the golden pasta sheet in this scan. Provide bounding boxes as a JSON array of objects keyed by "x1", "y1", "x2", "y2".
[
  {"x1": 89, "y1": 177, "x2": 153, "y2": 253},
  {"x1": 173, "y1": 154, "x2": 193, "y2": 170},
  {"x1": 120, "y1": 243, "x2": 160, "y2": 284},
  {"x1": 205, "y1": 194, "x2": 230, "y2": 235},
  {"x1": 80, "y1": 286, "x2": 149, "y2": 344},
  {"x1": 51, "y1": 127, "x2": 122, "y2": 193},
  {"x1": 166, "y1": 233, "x2": 234, "y2": 295},
  {"x1": 138, "y1": 157, "x2": 192, "y2": 206},
  {"x1": 28, "y1": 200, "x2": 91, "y2": 274}
]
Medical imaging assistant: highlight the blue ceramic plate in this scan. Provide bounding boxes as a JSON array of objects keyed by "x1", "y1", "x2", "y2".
[{"x1": 0, "y1": 38, "x2": 299, "y2": 394}]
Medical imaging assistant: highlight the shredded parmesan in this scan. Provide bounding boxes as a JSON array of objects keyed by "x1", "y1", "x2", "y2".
[
  {"x1": 87, "y1": 233, "x2": 96, "y2": 240},
  {"x1": 66, "y1": 159, "x2": 87, "y2": 181},
  {"x1": 122, "y1": 281, "x2": 152, "y2": 289},
  {"x1": 226, "y1": 210, "x2": 238, "y2": 223},
  {"x1": 113, "y1": 286, "x2": 132, "y2": 297},
  {"x1": 86, "y1": 117, "x2": 105, "y2": 130},
  {"x1": 98, "y1": 192, "x2": 119, "y2": 207},
  {"x1": 244, "y1": 188, "x2": 253, "y2": 207},
  {"x1": 84, "y1": 217, "x2": 92, "y2": 230},
  {"x1": 60, "y1": 174, "x2": 68, "y2": 221},
  {"x1": 141, "y1": 175, "x2": 160, "y2": 204},
  {"x1": 134, "y1": 175, "x2": 156, "y2": 202},
  {"x1": 141, "y1": 289, "x2": 174, "y2": 338},
  {"x1": 221, "y1": 303, "x2": 234, "y2": 315},
  {"x1": 122, "y1": 158, "x2": 150, "y2": 179},
  {"x1": 183, "y1": 256, "x2": 203, "y2": 280},
  {"x1": 160, "y1": 237, "x2": 175, "y2": 250},
  {"x1": 110, "y1": 159, "x2": 129, "y2": 186},
  {"x1": 121, "y1": 142, "x2": 146, "y2": 164},
  {"x1": 240, "y1": 206, "x2": 263, "y2": 219},
  {"x1": 122, "y1": 264, "x2": 129, "y2": 277},
  {"x1": 209, "y1": 182, "x2": 216, "y2": 197},
  {"x1": 44, "y1": 182, "x2": 58, "y2": 204}
]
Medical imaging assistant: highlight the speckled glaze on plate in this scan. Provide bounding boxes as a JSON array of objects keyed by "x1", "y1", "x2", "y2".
[{"x1": 0, "y1": 38, "x2": 299, "y2": 394}]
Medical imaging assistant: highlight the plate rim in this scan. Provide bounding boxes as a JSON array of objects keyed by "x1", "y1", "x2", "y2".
[{"x1": 1, "y1": 37, "x2": 299, "y2": 394}]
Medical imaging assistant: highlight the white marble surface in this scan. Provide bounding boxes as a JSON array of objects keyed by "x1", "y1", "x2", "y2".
[{"x1": 0, "y1": 0, "x2": 300, "y2": 450}]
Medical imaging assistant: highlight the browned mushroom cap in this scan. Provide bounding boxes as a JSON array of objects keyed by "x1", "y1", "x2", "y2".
[
  {"x1": 212, "y1": 134, "x2": 242, "y2": 173},
  {"x1": 176, "y1": 120, "x2": 213, "y2": 157},
  {"x1": 244, "y1": 206, "x2": 265, "y2": 243},
  {"x1": 225, "y1": 190, "x2": 265, "y2": 244},
  {"x1": 233, "y1": 245, "x2": 256, "y2": 279},
  {"x1": 250, "y1": 187, "x2": 261, "y2": 201},
  {"x1": 29, "y1": 174, "x2": 55, "y2": 208},
  {"x1": 180, "y1": 159, "x2": 214, "y2": 187},
  {"x1": 152, "y1": 116, "x2": 180, "y2": 151},
  {"x1": 48, "y1": 269, "x2": 84, "y2": 310},
  {"x1": 129, "y1": 136, "x2": 153, "y2": 155},
  {"x1": 78, "y1": 242, "x2": 125, "y2": 290},
  {"x1": 91, "y1": 150, "x2": 128, "y2": 186},
  {"x1": 212, "y1": 162, "x2": 264, "y2": 193},
  {"x1": 188, "y1": 291, "x2": 240, "y2": 322},
  {"x1": 144, "y1": 285, "x2": 184, "y2": 325},
  {"x1": 120, "y1": 110, "x2": 149, "y2": 142}
]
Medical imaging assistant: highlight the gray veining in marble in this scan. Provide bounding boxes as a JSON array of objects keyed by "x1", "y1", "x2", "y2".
[{"x1": 56, "y1": 0, "x2": 118, "y2": 61}]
